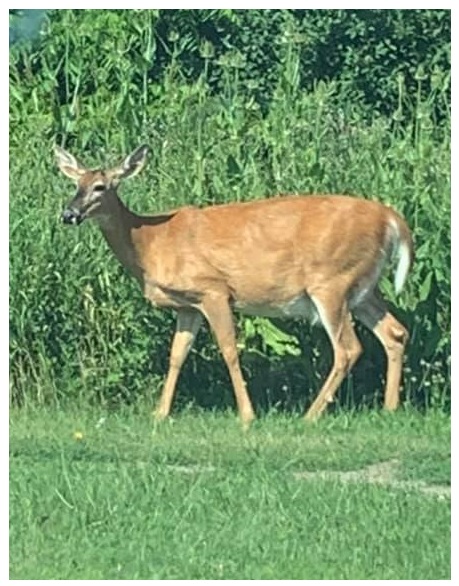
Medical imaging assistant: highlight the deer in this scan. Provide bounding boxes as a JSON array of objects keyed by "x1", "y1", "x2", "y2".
[{"x1": 55, "y1": 144, "x2": 413, "y2": 425}]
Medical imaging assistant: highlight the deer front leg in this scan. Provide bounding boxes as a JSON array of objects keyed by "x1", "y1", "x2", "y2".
[
  {"x1": 201, "y1": 294, "x2": 255, "y2": 426},
  {"x1": 154, "y1": 308, "x2": 203, "y2": 420}
]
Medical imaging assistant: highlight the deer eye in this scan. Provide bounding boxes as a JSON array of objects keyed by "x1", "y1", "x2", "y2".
[{"x1": 92, "y1": 183, "x2": 105, "y2": 194}]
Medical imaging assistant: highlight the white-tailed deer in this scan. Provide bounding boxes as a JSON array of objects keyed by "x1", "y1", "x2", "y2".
[{"x1": 56, "y1": 144, "x2": 413, "y2": 424}]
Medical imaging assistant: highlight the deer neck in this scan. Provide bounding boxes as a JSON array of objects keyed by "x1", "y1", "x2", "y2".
[{"x1": 95, "y1": 191, "x2": 145, "y2": 282}]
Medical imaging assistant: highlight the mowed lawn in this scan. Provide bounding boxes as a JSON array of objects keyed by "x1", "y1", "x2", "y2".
[{"x1": 10, "y1": 407, "x2": 450, "y2": 580}]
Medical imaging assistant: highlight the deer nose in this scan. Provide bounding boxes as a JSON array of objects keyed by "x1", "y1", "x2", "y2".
[{"x1": 61, "y1": 208, "x2": 82, "y2": 225}]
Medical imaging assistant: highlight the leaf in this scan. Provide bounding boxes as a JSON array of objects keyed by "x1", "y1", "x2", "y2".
[
  {"x1": 246, "y1": 318, "x2": 301, "y2": 357},
  {"x1": 419, "y1": 271, "x2": 433, "y2": 303}
]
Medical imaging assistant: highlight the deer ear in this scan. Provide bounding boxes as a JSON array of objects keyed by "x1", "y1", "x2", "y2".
[
  {"x1": 55, "y1": 145, "x2": 86, "y2": 180},
  {"x1": 114, "y1": 144, "x2": 149, "y2": 180}
]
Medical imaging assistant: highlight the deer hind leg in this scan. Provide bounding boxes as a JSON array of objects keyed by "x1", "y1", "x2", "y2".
[
  {"x1": 200, "y1": 294, "x2": 255, "y2": 426},
  {"x1": 305, "y1": 295, "x2": 362, "y2": 421},
  {"x1": 354, "y1": 293, "x2": 408, "y2": 411},
  {"x1": 154, "y1": 308, "x2": 203, "y2": 420}
]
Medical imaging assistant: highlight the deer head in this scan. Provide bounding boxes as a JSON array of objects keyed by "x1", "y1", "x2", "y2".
[{"x1": 55, "y1": 144, "x2": 149, "y2": 225}]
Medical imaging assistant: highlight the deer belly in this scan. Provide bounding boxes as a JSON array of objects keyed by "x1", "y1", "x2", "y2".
[{"x1": 233, "y1": 294, "x2": 318, "y2": 321}]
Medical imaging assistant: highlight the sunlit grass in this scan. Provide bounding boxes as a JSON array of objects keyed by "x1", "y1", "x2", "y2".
[{"x1": 10, "y1": 408, "x2": 450, "y2": 579}]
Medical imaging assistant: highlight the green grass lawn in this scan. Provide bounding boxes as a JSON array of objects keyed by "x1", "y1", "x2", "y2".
[{"x1": 9, "y1": 407, "x2": 450, "y2": 579}]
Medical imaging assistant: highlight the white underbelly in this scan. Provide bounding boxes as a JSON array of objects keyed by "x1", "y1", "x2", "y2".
[{"x1": 233, "y1": 294, "x2": 319, "y2": 323}]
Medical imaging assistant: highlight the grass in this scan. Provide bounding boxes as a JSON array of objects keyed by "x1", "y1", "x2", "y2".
[{"x1": 10, "y1": 407, "x2": 450, "y2": 579}]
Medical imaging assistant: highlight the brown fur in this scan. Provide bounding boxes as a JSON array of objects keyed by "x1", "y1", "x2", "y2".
[{"x1": 56, "y1": 145, "x2": 414, "y2": 424}]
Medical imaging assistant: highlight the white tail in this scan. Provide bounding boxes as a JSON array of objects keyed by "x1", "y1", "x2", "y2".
[
  {"x1": 56, "y1": 144, "x2": 414, "y2": 424},
  {"x1": 394, "y1": 240, "x2": 412, "y2": 295}
]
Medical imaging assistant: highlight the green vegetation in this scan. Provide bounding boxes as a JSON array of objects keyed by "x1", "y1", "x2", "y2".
[
  {"x1": 9, "y1": 9, "x2": 450, "y2": 411},
  {"x1": 10, "y1": 408, "x2": 450, "y2": 579},
  {"x1": 9, "y1": 10, "x2": 450, "y2": 579}
]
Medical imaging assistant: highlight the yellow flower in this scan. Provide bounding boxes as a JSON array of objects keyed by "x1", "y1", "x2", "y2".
[{"x1": 73, "y1": 431, "x2": 84, "y2": 441}]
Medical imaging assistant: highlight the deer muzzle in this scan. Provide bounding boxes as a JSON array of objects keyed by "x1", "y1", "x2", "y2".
[{"x1": 61, "y1": 208, "x2": 83, "y2": 225}]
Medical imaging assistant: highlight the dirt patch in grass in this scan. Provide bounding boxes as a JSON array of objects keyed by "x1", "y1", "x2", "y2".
[
  {"x1": 293, "y1": 459, "x2": 451, "y2": 499},
  {"x1": 165, "y1": 459, "x2": 450, "y2": 499},
  {"x1": 166, "y1": 464, "x2": 216, "y2": 475}
]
